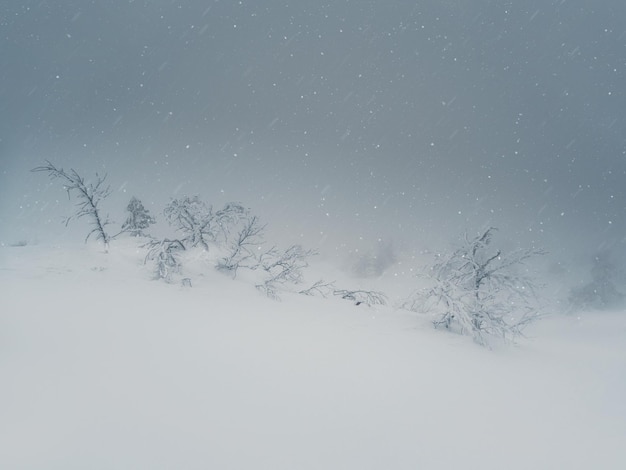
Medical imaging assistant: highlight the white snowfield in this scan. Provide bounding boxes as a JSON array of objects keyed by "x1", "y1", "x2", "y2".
[{"x1": 1, "y1": 241, "x2": 625, "y2": 469}]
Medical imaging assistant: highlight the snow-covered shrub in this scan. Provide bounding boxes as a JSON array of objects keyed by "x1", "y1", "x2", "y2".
[
  {"x1": 163, "y1": 197, "x2": 247, "y2": 250},
  {"x1": 122, "y1": 196, "x2": 155, "y2": 237},
  {"x1": 163, "y1": 196, "x2": 214, "y2": 250},
  {"x1": 403, "y1": 227, "x2": 545, "y2": 346},
  {"x1": 213, "y1": 202, "x2": 250, "y2": 243},
  {"x1": 217, "y1": 215, "x2": 265, "y2": 277},
  {"x1": 143, "y1": 238, "x2": 185, "y2": 283},
  {"x1": 157, "y1": 199, "x2": 317, "y2": 295},
  {"x1": 255, "y1": 245, "x2": 317, "y2": 300}
]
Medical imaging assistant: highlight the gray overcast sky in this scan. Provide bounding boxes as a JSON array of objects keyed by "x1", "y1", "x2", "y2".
[{"x1": 1, "y1": 0, "x2": 625, "y2": 260}]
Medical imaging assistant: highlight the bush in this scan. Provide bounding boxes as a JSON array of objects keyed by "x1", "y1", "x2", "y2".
[
  {"x1": 403, "y1": 228, "x2": 545, "y2": 346},
  {"x1": 143, "y1": 238, "x2": 185, "y2": 283},
  {"x1": 163, "y1": 197, "x2": 247, "y2": 250}
]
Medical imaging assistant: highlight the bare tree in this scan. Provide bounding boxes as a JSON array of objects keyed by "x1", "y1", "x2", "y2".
[
  {"x1": 163, "y1": 197, "x2": 247, "y2": 250},
  {"x1": 32, "y1": 161, "x2": 112, "y2": 250},
  {"x1": 256, "y1": 245, "x2": 317, "y2": 300},
  {"x1": 217, "y1": 215, "x2": 266, "y2": 277},
  {"x1": 404, "y1": 227, "x2": 545, "y2": 346},
  {"x1": 213, "y1": 202, "x2": 249, "y2": 242},
  {"x1": 163, "y1": 196, "x2": 214, "y2": 249}
]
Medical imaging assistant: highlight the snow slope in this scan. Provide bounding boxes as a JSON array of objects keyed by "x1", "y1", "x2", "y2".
[{"x1": 1, "y1": 241, "x2": 625, "y2": 469}]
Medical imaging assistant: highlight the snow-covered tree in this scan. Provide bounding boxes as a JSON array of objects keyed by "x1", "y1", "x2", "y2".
[
  {"x1": 569, "y1": 251, "x2": 624, "y2": 311},
  {"x1": 217, "y1": 215, "x2": 266, "y2": 277},
  {"x1": 213, "y1": 202, "x2": 250, "y2": 243},
  {"x1": 163, "y1": 197, "x2": 247, "y2": 250},
  {"x1": 122, "y1": 196, "x2": 155, "y2": 237},
  {"x1": 163, "y1": 196, "x2": 213, "y2": 249},
  {"x1": 32, "y1": 160, "x2": 112, "y2": 250},
  {"x1": 404, "y1": 227, "x2": 545, "y2": 346},
  {"x1": 256, "y1": 245, "x2": 317, "y2": 300}
]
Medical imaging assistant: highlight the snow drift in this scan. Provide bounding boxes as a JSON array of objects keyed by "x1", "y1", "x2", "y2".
[{"x1": 1, "y1": 241, "x2": 625, "y2": 469}]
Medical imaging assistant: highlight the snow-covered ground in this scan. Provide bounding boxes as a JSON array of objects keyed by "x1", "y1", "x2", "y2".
[{"x1": 1, "y1": 240, "x2": 625, "y2": 469}]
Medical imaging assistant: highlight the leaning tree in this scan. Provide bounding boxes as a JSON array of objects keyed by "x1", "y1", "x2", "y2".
[{"x1": 32, "y1": 161, "x2": 112, "y2": 250}]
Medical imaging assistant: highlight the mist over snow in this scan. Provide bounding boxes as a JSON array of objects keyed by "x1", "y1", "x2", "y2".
[{"x1": 1, "y1": 1, "x2": 626, "y2": 468}]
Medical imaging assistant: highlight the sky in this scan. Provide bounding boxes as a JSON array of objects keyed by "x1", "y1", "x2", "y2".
[{"x1": 1, "y1": 0, "x2": 625, "y2": 264}]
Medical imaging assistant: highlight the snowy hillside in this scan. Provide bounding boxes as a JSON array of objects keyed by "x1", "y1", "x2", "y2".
[{"x1": 1, "y1": 241, "x2": 625, "y2": 469}]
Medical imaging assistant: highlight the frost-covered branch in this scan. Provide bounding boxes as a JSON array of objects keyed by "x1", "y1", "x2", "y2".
[
  {"x1": 214, "y1": 202, "x2": 249, "y2": 242},
  {"x1": 299, "y1": 279, "x2": 337, "y2": 297},
  {"x1": 217, "y1": 215, "x2": 266, "y2": 277},
  {"x1": 143, "y1": 238, "x2": 185, "y2": 283},
  {"x1": 333, "y1": 289, "x2": 388, "y2": 306},
  {"x1": 255, "y1": 245, "x2": 317, "y2": 300}
]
